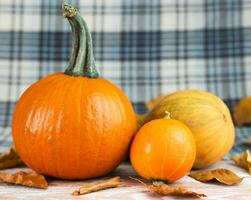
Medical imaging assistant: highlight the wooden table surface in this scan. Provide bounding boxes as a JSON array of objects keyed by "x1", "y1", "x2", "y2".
[{"x1": 0, "y1": 160, "x2": 250, "y2": 200}]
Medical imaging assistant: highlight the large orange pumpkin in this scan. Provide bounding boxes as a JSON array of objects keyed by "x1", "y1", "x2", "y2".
[
  {"x1": 130, "y1": 117, "x2": 196, "y2": 182},
  {"x1": 12, "y1": 3, "x2": 137, "y2": 180}
]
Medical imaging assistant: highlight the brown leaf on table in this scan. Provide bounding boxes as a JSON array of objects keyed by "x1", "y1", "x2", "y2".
[
  {"x1": 136, "y1": 114, "x2": 146, "y2": 128},
  {"x1": 145, "y1": 94, "x2": 166, "y2": 110},
  {"x1": 244, "y1": 138, "x2": 251, "y2": 145},
  {"x1": 231, "y1": 150, "x2": 251, "y2": 174},
  {"x1": 189, "y1": 168, "x2": 243, "y2": 185},
  {"x1": 0, "y1": 171, "x2": 48, "y2": 189},
  {"x1": 148, "y1": 182, "x2": 206, "y2": 198},
  {"x1": 0, "y1": 146, "x2": 24, "y2": 170},
  {"x1": 234, "y1": 97, "x2": 251, "y2": 126},
  {"x1": 72, "y1": 176, "x2": 121, "y2": 196}
]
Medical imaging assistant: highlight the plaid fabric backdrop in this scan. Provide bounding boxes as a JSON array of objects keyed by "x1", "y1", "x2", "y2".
[{"x1": 0, "y1": 0, "x2": 251, "y2": 156}]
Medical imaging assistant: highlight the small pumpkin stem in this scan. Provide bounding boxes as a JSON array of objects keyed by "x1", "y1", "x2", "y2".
[
  {"x1": 62, "y1": 3, "x2": 99, "y2": 78},
  {"x1": 151, "y1": 179, "x2": 169, "y2": 185},
  {"x1": 163, "y1": 111, "x2": 171, "y2": 119}
]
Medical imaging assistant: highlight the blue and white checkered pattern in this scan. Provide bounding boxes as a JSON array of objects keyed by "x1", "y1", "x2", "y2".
[{"x1": 0, "y1": 0, "x2": 251, "y2": 156}]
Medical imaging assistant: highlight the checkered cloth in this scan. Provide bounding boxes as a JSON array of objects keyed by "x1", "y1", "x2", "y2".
[{"x1": 0, "y1": 0, "x2": 250, "y2": 156}]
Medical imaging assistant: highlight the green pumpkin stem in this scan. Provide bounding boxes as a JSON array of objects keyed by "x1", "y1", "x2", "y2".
[
  {"x1": 62, "y1": 3, "x2": 99, "y2": 78},
  {"x1": 151, "y1": 179, "x2": 169, "y2": 185}
]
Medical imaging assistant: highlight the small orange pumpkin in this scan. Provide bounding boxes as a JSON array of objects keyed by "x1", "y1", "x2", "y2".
[
  {"x1": 12, "y1": 3, "x2": 137, "y2": 180},
  {"x1": 130, "y1": 116, "x2": 196, "y2": 182}
]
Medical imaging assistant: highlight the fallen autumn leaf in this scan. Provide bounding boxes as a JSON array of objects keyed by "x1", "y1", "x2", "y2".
[
  {"x1": 0, "y1": 146, "x2": 24, "y2": 170},
  {"x1": 189, "y1": 168, "x2": 243, "y2": 185},
  {"x1": 72, "y1": 176, "x2": 121, "y2": 196},
  {"x1": 231, "y1": 150, "x2": 251, "y2": 174},
  {"x1": 0, "y1": 171, "x2": 48, "y2": 189},
  {"x1": 234, "y1": 97, "x2": 251, "y2": 126},
  {"x1": 148, "y1": 182, "x2": 206, "y2": 198}
]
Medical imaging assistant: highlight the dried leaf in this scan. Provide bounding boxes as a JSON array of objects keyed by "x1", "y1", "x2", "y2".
[
  {"x1": 231, "y1": 150, "x2": 251, "y2": 174},
  {"x1": 234, "y1": 97, "x2": 251, "y2": 126},
  {"x1": 72, "y1": 176, "x2": 121, "y2": 196},
  {"x1": 0, "y1": 171, "x2": 48, "y2": 189},
  {"x1": 148, "y1": 182, "x2": 206, "y2": 198},
  {"x1": 244, "y1": 138, "x2": 251, "y2": 145},
  {"x1": 136, "y1": 114, "x2": 147, "y2": 128},
  {"x1": 189, "y1": 168, "x2": 243, "y2": 185},
  {"x1": 0, "y1": 146, "x2": 24, "y2": 170},
  {"x1": 145, "y1": 94, "x2": 166, "y2": 110}
]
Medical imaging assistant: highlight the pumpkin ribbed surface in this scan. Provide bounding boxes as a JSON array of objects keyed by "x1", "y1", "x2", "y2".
[
  {"x1": 130, "y1": 118, "x2": 196, "y2": 181},
  {"x1": 12, "y1": 73, "x2": 137, "y2": 179},
  {"x1": 141, "y1": 90, "x2": 235, "y2": 168}
]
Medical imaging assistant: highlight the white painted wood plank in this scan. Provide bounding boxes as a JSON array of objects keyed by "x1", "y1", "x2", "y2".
[{"x1": 0, "y1": 160, "x2": 250, "y2": 200}]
